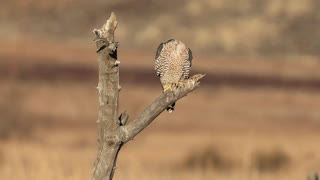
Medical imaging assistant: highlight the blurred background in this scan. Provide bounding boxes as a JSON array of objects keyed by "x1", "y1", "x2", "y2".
[{"x1": 0, "y1": 0, "x2": 320, "y2": 179}]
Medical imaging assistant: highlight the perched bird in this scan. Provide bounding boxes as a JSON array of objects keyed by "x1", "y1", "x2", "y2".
[{"x1": 155, "y1": 39, "x2": 193, "y2": 112}]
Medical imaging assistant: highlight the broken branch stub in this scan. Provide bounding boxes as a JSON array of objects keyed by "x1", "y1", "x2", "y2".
[{"x1": 93, "y1": 12, "x2": 118, "y2": 44}]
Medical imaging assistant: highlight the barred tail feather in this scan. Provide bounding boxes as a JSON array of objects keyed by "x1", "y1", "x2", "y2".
[{"x1": 166, "y1": 102, "x2": 176, "y2": 113}]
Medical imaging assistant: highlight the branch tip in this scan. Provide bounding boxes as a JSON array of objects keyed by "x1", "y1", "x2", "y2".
[
  {"x1": 190, "y1": 74, "x2": 206, "y2": 81},
  {"x1": 92, "y1": 12, "x2": 118, "y2": 43}
]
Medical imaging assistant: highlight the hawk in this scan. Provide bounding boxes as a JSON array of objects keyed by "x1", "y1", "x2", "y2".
[{"x1": 155, "y1": 39, "x2": 193, "y2": 112}]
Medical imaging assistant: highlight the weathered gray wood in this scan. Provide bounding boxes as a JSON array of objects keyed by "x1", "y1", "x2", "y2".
[
  {"x1": 91, "y1": 12, "x2": 121, "y2": 180},
  {"x1": 91, "y1": 12, "x2": 204, "y2": 180}
]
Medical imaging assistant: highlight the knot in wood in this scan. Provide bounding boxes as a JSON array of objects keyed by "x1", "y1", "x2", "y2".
[{"x1": 105, "y1": 134, "x2": 121, "y2": 147}]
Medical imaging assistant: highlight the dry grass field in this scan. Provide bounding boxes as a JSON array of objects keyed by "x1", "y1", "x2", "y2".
[
  {"x1": 1, "y1": 39, "x2": 320, "y2": 180},
  {"x1": 1, "y1": 0, "x2": 320, "y2": 179}
]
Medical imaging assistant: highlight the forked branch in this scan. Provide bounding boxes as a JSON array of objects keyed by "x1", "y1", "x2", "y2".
[{"x1": 91, "y1": 12, "x2": 204, "y2": 180}]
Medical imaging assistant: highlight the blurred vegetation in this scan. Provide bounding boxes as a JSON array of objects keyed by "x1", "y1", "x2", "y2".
[
  {"x1": 183, "y1": 147, "x2": 234, "y2": 171},
  {"x1": 0, "y1": 80, "x2": 33, "y2": 139},
  {"x1": 0, "y1": 0, "x2": 320, "y2": 56},
  {"x1": 182, "y1": 147, "x2": 291, "y2": 173},
  {"x1": 252, "y1": 149, "x2": 291, "y2": 172}
]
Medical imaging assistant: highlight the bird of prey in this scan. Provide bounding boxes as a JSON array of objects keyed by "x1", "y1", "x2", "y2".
[{"x1": 155, "y1": 39, "x2": 193, "y2": 112}]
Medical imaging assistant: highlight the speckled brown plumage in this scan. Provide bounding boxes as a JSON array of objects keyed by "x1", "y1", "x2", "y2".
[{"x1": 155, "y1": 39, "x2": 193, "y2": 112}]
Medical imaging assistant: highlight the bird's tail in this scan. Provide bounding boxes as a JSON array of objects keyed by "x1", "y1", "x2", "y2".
[{"x1": 166, "y1": 102, "x2": 176, "y2": 113}]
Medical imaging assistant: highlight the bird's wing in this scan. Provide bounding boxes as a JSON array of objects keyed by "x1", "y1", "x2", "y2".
[
  {"x1": 182, "y1": 48, "x2": 193, "y2": 79},
  {"x1": 155, "y1": 39, "x2": 175, "y2": 77},
  {"x1": 188, "y1": 48, "x2": 193, "y2": 67},
  {"x1": 155, "y1": 43, "x2": 165, "y2": 77},
  {"x1": 155, "y1": 43, "x2": 164, "y2": 60}
]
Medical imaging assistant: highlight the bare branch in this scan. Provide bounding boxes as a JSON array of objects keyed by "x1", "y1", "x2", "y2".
[{"x1": 119, "y1": 74, "x2": 205, "y2": 143}]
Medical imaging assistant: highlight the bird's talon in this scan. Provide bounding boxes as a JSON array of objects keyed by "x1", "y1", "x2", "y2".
[
  {"x1": 178, "y1": 81, "x2": 185, "y2": 88},
  {"x1": 163, "y1": 87, "x2": 170, "y2": 92}
]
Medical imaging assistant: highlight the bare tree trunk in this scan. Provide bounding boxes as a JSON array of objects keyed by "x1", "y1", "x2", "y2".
[{"x1": 91, "y1": 12, "x2": 205, "y2": 180}]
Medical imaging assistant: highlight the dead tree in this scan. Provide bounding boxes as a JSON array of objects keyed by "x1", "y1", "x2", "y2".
[{"x1": 91, "y1": 12, "x2": 205, "y2": 180}]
